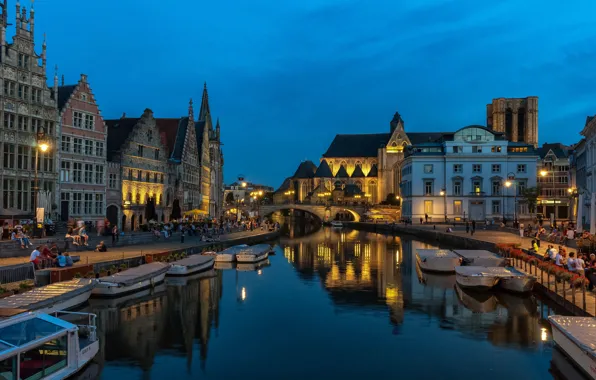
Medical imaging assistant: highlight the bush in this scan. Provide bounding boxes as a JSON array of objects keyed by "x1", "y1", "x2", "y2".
[
  {"x1": 19, "y1": 282, "x2": 31, "y2": 289},
  {"x1": 120, "y1": 264, "x2": 128, "y2": 270},
  {"x1": 86, "y1": 271, "x2": 95, "y2": 278},
  {"x1": 73, "y1": 273, "x2": 81, "y2": 279},
  {"x1": 0, "y1": 287, "x2": 7, "y2": 294}
]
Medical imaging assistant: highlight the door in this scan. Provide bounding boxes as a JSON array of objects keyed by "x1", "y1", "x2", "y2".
[
  {"x1": 469, "y1": 201, "x2": 485, "y2": 221},
  {"x1": 60, "y1": 201, "x2": 69, "y2": 222},
  {"x1": 106, "y1": 205, "x2": 118, "y2": 227}
]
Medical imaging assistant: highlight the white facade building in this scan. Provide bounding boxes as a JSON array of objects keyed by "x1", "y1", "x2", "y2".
[{"x1": 401, "y1": 126, "x2": 539, "y2": 222}]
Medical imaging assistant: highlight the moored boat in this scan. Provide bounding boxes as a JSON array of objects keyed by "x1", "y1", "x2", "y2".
[
  {"x1": 237, "y1": 258, "x2": 271, "y2": 272},
  {"x1": 485, "y1": 266, "x2": 536, "y2": 293},
  {"x1": 455, "y1": 283, "x2": 498, "y2": 313},
  {"x1": 214, "y1": 261, "x2": 236, "y2": 270},
  {"x1": 167, "y1": 255, "x2": 215, "y2": 276},
  {"x1": 548, "y1": 316, "x2": 596, "y2": 380},
  {"x1": 0, "y1": 310, "x2": 99, "y2": 379},
  {"x1": 453, "y1": 249, "x2": 507, "y2": 267},
  {"x1": 236, "y1": 244, "x2": 270, "y2": 263},
  {"x1": 92, "y1": 262, "x2": 170, "y2": 298},
  {"x1": 165, "y1": 268, "x2": 216, "y2": 286},
  {"x1": 203, "y1": 244, "x2": 248, "y2": 262},
  {"x1": 0, "y1": 278, "x2": 95, "y2": 314},
  {"x1": 416, "y1": 249, "x2": 462, "y2": 273},
  {"x1": 454, "y1": 266, "x2": 500, "y2": 291},
  {"x1": 331, "y1": 221, "x2": 343, "y2": 228}
]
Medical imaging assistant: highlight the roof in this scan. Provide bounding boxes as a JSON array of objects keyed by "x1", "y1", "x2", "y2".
[
  {"x1": 367, "y1": 164, "x2": 378, "y2": 177},
  {"x1": 57, "y1": 85, "x2": 77, "y2": 112},
  {"x1": 275, "y1": 177, "x2": 292, "y2": 192},
  {"x1": 407, "y1": 132, "x2": 448, "y2": 144},
  {"x1": 105, "y1": 118, "x2": 141, "y2": 161},
  {"x1": 538, "y1": 143, "x2": 571, "y2": 159},
  {"x1": 351, "y1": 165, "x2": 365, "y2": 178},
  {"x1": 314, "y1": 160, "x2": 333, "y2": 178},
  {"x1": 293, "y1": 161, "x2": 317, "y2": 178},
  {"x1": 323, "y1": 133, "x2": 390, "y2": 158},
  {"x1": 0, "y1": 279, "x2": 94, "y2": 311},
  {"x1": 195, "y1": 120, "x2": 206, "y2": 149},
  {"x1": 335, "y1": 165, "x2": 349, "y2": 178},
  {"x1": 156, "y1": 118, "x2": 188, "y2": 161},
  {"x1": 343, "y1": 184, "x2": 362, "y2": 197}
]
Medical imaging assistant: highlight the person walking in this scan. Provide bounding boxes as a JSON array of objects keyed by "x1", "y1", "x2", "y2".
[
  {"x1": 519, "y1": 223, "x2": 524, "y2": 238},
  {"x1": 425, "y1": 213, "x2": 429, "y2": 223},
  {"x1": 111, "y1": 224, "x2": 118, "y2": 246},
  {"x1": 471, "y1": 220, "x2": 476, "y2": 236},
  {"x1": 465, "y1": 221, "x2": 470, "y2": 234}
]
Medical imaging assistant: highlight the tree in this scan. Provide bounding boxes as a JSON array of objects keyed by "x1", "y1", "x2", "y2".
[
  {"x1": 385, "y1": 193, "x2": 400, "y2": 206},
  {"x1": 225, "y1": 192, "x2": 235, "y2": 204},
  {"x1": 521, "y1": 186, "x2": 540, "y2": 214}
]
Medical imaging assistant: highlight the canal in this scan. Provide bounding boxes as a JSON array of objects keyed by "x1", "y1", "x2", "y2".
[{"x1": 83, "y1": 227, "x2": 569, "y2": 380}]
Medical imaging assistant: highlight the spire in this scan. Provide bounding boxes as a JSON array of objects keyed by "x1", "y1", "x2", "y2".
[
  {"x1": 53, "y1": 65, "x2": 58, "y2": 108},
  {"x1": 1, "y1": 0, "x2": 7, "y2": 28},
  {"x1": 29, "y1": 1, "x2": 34, "y2": 36},
  {"x1": 215, "y1": 118, "x2": 220, "y2": 139},
  {"x1": 15, "y1": 1, "x2": 19, "y2": 29},
  {"x1": 198, "y1": 82, "x2": 211, "y2": 122},
  {"x1": 41, "y1": 32, "x2": 46, "y2": 68},
  {"x1": 188, "y1": 98, "x2": 194, "y2": 120}
]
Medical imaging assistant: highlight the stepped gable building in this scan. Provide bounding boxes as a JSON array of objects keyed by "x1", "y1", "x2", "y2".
[
  {"x1": 0, "y1": 1, "x2": 59, "y2": 218},
  {"x1": 536, "y1": 143, "x2": 572, "y2": 220},
  {"x1": 56, "y1": 74, "x2": 107, "y2": 225},
  {"x1": 486, "y1": 97, "x2": 538, "y2": 147},
  {"x1": 105, "y1": 109, "x2": 169, "y2": 231}
]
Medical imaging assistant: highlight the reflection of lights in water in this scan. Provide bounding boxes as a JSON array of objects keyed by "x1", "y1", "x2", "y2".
[
  {"x1": 362, "y1": 261, "x2": 370, "y2": 282},
  {"x1": 317, "y1": 244, "x2": 332, "y2": 265},
  {"x1": 241, "y1": 287, "x2": 247, "y2": 301},
  {"x1": 346, "y1": 262, "x2": 355, "y2": 282},
  {"x1": 541, "y1": 327, "x2": 548, "y2": 342},
  {"x1": 354, "y1": 242, "x2": 361, "y2": 257},
  {"x1": 330, "y1": 264, "x2": 340, "y2": 282},
  {"x1": 257, "y1": 270, "x2": 262, "y2": 275},
  {"x1": 385, "y1": 286, "x2": 397, "y2": 300},
  {"x1": 363, "y1": 244, "x2": 371, "y2": 262},
  {"x1": 340, "y1": 233, "x2": 346, "y2": 243},
  {"x1": 284, "y1": 246, "x2": 294, "y2": 263},
  {"x1": 395, "y1": 250, "x2": 400, "y2": 263}
]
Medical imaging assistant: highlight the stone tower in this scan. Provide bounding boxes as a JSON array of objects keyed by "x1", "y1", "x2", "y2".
[{"x1": 486, "y1": 97, "x2": 538, "y2": 147}]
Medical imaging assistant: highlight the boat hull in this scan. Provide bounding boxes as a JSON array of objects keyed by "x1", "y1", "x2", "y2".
[
  {"x1": 416, "y1": 254, "x2": 460, "y2": 273},
  {"x1": 166, "y1": 269, "x2": 216, "y2": 286},
  {"x1": 92, "y1": 272, "x2": 167, "y2": 298},
  {"x1": 455, "y1": 273, "x2": 499, "y2": 291},
  {"x1": 214, "y1": 253, "x2": 235, "y2": 262},
  {"x1": 551, "y1": 323, "x2": 596, "y2": 380},
  {"x1": 498, "y1": 276, "x2": 536, "y2": 293},
  {"x1": 236, "y1": 252, "x2": 269, "y2": 263},
  {"x1": 214, "y1": 261, "x2": 236, "y2": 270},
  {"x1": 35, "y1": 289, "x2": 93, "y2": 314},
  {"x1": 167, "y1": 261, "x2": 214, "y2": 277}
]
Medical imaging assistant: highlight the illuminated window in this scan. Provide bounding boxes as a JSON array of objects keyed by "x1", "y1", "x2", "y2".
[
  {"x1": 424, "y1": 200, "x2": 433, "y2": 214},
  {"x1": 453, "y1": 200, "x2": 462, "y2": 214}
]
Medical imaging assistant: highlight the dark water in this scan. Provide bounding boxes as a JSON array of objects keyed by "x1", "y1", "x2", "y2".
[{"x1": 84, "y1": 228, "x2": 569, "y2": 380}]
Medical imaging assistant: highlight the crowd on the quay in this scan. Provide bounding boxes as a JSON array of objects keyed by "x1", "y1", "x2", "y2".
[{"x1": 29, "y1": 243, "x2": 74, "y2": 269}]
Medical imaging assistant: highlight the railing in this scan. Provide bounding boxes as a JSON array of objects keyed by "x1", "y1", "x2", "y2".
[
  {"x1": 52, "y1": 311, "x2": 97, "y2": 342},
  {"x1": 0, "y1": 262, "x2": 35, "y2": 285}
]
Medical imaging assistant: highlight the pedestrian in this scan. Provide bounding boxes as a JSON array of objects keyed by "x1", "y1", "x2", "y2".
[
  {"x1": 425, "y1": 213, "x2": 429, "y2": 223},
  {"x1": 56, "y1": 251, "x2": 66, "y2": 268},
  {"x1": 419, "y1": 217, "x2": 423, "y2": 224},
  {"x1": 519, "y1": 222, "x2": 524, "y2": 238},
  {"x1": 111, "y1": 224, "x2": 118, "y2": 246},
  {"x1": 30, "y1": 246, "x2": 41, "y2": 268},
  {"x1": 472, "y1": 220, "x2": 476, "y2": 233},
  {"x1": 465, "y1": 221, "x2": 469, "y2": 234}
]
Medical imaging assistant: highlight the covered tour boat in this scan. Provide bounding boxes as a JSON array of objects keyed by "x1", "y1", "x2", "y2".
[
  {"x1": 167, "y1": 255, "x2": 215, "y2": 276},
  {"x1": 452, "y1": 249, "x2": 507, "y2": 267},
  {"x1": 92, "y1": 262, "x2": 170, "y2": 298},
  {"x1": 236, "y1": 244, "x2": 271, "y2": 263},
  {"x1": 416, "y1": 249, "x2": 462, "y2": 273},
  {"x1": 548, "y1": 316, "x2": 596, "y2": 380},
  {"x1": 454, "y1": 266, "x2": 500, "y2": 291},
  {"x1": 484, "y1": 266, "x2": 536, "y2": 293}
]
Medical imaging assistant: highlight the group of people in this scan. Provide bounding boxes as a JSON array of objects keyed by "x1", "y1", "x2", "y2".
[
  {"x1": 65, "y1": 226, "x2": 89, "y2": 246},
  {"x1": 535, "y1": 243, "x2": 596, "y2": 288},
  {"x1": 520, "y1": 222, "x2": 577, "y2": 245},
  {"x1": 29, "y1": 244, "x2": 73, "y2": 269}
]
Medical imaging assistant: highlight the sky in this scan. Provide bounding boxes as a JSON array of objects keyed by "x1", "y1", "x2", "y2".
[{"x1": 20, "y1": 0, "x2": 596, "y2": 188}]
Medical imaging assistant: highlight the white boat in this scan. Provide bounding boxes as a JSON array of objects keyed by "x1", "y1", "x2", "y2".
[
  {"x1": 165, "y1": 268, "x2": 216, "y2": 286},
  {"x1": 214, "y1": 261, "x2": 236, "y2": 270},
  {"x1": 92, "y1": 262, "x2": 170, "y2": 298},
  {"x1": 331, "y1": 221, "x2": 343, "y2": 228},
  {"x1": 484, "y1": 266, "x2": 536, "y2": 293},
  {"x1": 549, "y1": 316, "x2": 596, "y2": 380},
  {"x1": 454, "y1": 266, "x2": 500, "y2": 291},
  {"x1": 203, "y1": 244, "x2": 248, "y2": 262},
  {"x1": 237, "y1": 258, "x2": 271, "y2": 272},
  {"x1": 0, "y1": 279, "x2": 95, "y2": 314},
  {"x1": 167, "y1": 255, "x2": 215, "y2": 276},
  {"x1": 455, "y1": 284, "x2": 498, "y2": 313},
  {"x1": 416, "y1": 249, "x2": 462, "y2": 273},
  {"x1": 0, "y1": 310, "x2": 99, "y2": 379},
  {"x1": 452, "y1": 249, "x2": 507, "y2": 267},
  {"x1": 236, "y1": 244, "x2": 271, "y2": 263}
]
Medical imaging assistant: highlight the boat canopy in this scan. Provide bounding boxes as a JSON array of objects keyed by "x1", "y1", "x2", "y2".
[
  {"x1": 238, "y1": 244, "x2": 271, "y2": 255},
  {"x1": 417, "y1": 249, "x2": 459, "y2": 259},
  {"x1": 549, "y1": 316, "x2": 596, "y2": 359},
  {"x1": 98, "y1": 262, "x2": 170, "y2": 286},
  {"x1": 0, "y1": 279, "x2": 95, "y2": 311}
]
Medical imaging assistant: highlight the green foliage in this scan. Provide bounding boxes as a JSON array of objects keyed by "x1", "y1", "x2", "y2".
[
  {"x1": 73, "y1": 273, "x2": 81, "y2": 279},
  {"x1": 521, "y1": 186, "x2": 540, "y2": 213}
]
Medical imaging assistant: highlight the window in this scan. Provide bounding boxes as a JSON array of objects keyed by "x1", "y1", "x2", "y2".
[
  {"x1": 84, "y1": 140, "x2": 93, "y2": 155},
  {"x1": 492, "y1": 200, "x2": 501, "y2": 214},
  {"x1": 2, "y1": 179, "x2": 14, "y2": 208},
  {"x1": 73, "y1": 162, "x2": 82, "y2": 182},
  {"x1": 472, "y1": 146, "x2": 482, "y2": 153},
  {"x1": 3, "y1": 144, "x2": 14, "y2": 168},
  {"x1": 472, "y1": 179, "x2": 482, "y2": 194},
  {"x1": 453, "y1": 180, "x2": 462, "y2": 196},
  {"x1": 135, "y1": 193, "x2": 141, "y2": 204},
  {"x1": 154, "y1": 173, "x2": 158, "y2": 183},
  {"x1": 84, "y1": 193, "x2": 93, "y2": 214},
  {"x1": 61, "y1": 136, "x2": 71, "y2": 152},
  {"x1": 491, "y1": 146, "x2": 502, "y2": 152},
  {"x1": 3, "y1": 112, "x2": 15, "y2": 129},
  {"x1": 17, "y1": 146, "x2": 28, "y2": 170},
  {"x1": 453, "y1": 164, "x2": 462, "y2": 173},
  {"x1": 128, "y1": 169, "x2": 133, "y2": 180},
  {"x1": 84, "y1": 164, "x2": 93, "y2": 183},
  {"x1": 73, "y1": 111, "x2": 83, "y2": 128},
  {"x1": 44, "y1": 120, "x2": 54, "y2": 136},
  {"x1": 517, "y1": 180, "x2": 527, "y2": 196},
  {"x1": 23, "y1": 86, "x2": 29, "y2": 102},
  {"x1": 424, "y1": 200, "x2": 433, "y2": 214},
  {"x1": 73, "y1": 138, "x2": 82, "y2": 154},
  {"x1": 492, "y1": 164, "x2": 501, "y2": 173},
  {"x1": 452, "y1": 146, "x2": 462, "y2": 153},
  {"x1": 95, "y1": 165, "x2": 104, "y2": 184},
  {"x1": 453, "y1": 200, "x2": 462, "y2": 215},
  {"x1": 61, "y1": 161, "x2": 70, "y2": 182},
  {"x1": 17, "y1": 84, "x2": 23, "y2": 99},
  {"x1": 154, "y1": 149, "x2": 160, "y2": 160},
  {"x1": 108, "y1": 173, "x2": 117, "y2": 188},
  {"x1": 473, "y1": 164, "x2": 482, "y2": 173},
  {"x1": 84, "y1": 114, "x2": 95, "y2": 129},
  {"x1": 95, "y1": 142, "x2": 104, "y2": 157},
  {"x1": 160, "y1": 174, "x2": 164, "y2": 183},
  {"x1": 145, "y1": 172, "x2": 150, "y2": 182},
  {"x1": 138, "y1": 144, "x2": 144, "y2": 157},
  {"x1": 137, "y1": 170, "x2": 142, "y2": 181},
  {"x1": 73, "y1": 193, "x2": 82, "y2": 214},
  {"x1": 423, "y1": 164, "x2": 433, "y2": 174},
  {"x1": 95, "y1": 194, "x2": 104, "y2": 215},
  {"x1": 17, "y1": 115, "x2": 27, "y2": 131},
  {"x1": 16, "y1": 180, "x2": 28, "y2": 210},
  {"x1": 517, "y1": 164, "x2": 526, "y2": 173},
  {"x1": 20, "y1": 336, "x2": 68, "y2": 379},
  {"x1": 147, "y1": 130, "x2": 153, "y2": 142},
  {"x1": 492, "y1": 180, "x2": 501, "y2": 195},
  {"x1": 424, "y1": 180, "x2": 433, "y2": 196}
]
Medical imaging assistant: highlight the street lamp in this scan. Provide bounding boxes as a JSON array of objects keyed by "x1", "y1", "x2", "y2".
[
  {"x1": 33, "y1": 129, "x2": 50, "y2": 237},
  {"x1": 568, "y1": 187, "x2": 579, "y2": 223},
  {"x1": 439, "y1": 188, "x2": 446, "y2": 222},
  {"x1": 540, "y1": 168, "x2": 556, "y2": 224},
  {"x1": 504, "y1": 179, "x2": 517, "y2": 225}
]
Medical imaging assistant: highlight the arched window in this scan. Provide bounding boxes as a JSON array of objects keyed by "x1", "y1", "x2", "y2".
[
  {"x1": 135, "y1": 193, "x2": 140, "y2": 204},
  {"x1": 368, "y1": 181, "x2": 378, "y2": 204},
  {"x1": 391, "y1": 141, "x2": 398, "y2": 147},
  {"x1": 355, "y1": 181, "x2": 362, "y2": 190},
  {"x1": 301, "y1": 181, "x2": 308, "y2": 201},
  {"x1": 355, "y1": 161, "x2": 362, "y2": 169}
]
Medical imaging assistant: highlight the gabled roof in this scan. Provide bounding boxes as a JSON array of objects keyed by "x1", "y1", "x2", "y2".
[
  {"x1": 538, "y1": 143, "x2": 571, "y2": 159},
  {"x1": 335, "y1": 165, "x2": 349, "y2": 178},
  {"x1": 351, "y1": 165, "x2": 365, "y2": 178},
  {"x1": 105, "y1": 118, "x2": 140, "y2": 161},
  {"x1": 293, "y1": 161, "x2": 317, "y2": 179},
  {"x1": 367, "y1": 164, "x2": 378, "y2": 177},
  {"x1": 323, "y1": 133, "x2": 390, "y2": 158},
  {"x1": 57, "y1": 85, "x2": 77, "y2": 112},
  {"x1": 314, "y1": 160, "x2": 333, "y2": 178},
  {"x1": 155, "y1": 118, "x2": 189, "y2": 162},
  {"x1": 275, "y1": 177, "x2": 292, "y2": 193}
]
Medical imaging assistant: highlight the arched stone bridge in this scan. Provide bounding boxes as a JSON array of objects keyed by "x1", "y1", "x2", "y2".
[{"x1": 259, "y1": 204, "x2": 366, "y2": 222}]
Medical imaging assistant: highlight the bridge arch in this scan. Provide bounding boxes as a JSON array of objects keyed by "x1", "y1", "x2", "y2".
[{"x1": 260, "y1": 204, "x2": 362, "y2": 223}]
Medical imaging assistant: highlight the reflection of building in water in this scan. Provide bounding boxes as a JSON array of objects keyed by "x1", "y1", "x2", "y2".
[{"x1": 281, "y1": 229, "x2": 404, "y2": 327}]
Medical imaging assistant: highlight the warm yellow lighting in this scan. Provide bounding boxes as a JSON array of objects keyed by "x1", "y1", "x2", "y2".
[
  {"x1": 541, "y1": 327, "x2": 548, "y2": 342},
  {"x1": 241, "y1": 287, "x2": 246, "y2": 301},
  {"x1": 568, "y1": 188, "x2": 574, "y2": 194},
  {"x1": 395, "y1": 195, "x2": 400, "y2": 200},
  {"x1": 540, "y1": 170, "x2": 548, "y2": 177},
  {"x1": 257, "y1": 270, "x2": 262, "y2": 275},
  {"x1": 440, "y1": 190, "x2": 445, "y2": 196},
  {"x1": 505, "y1": 181, "x2": 512, "y2": 188},
  {"x1": 39, "y1": 143, "x2": 49, "y2": 152},
  {"x1": 241, "y1": 182, "x2": 247, "y2": 187},
  {"x1": 258, "y1": 190, "x2": 263, "y2": 196}
]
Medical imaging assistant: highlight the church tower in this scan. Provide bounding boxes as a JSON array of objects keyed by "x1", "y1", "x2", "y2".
[{"x1": 486, "y1": 96, "x2": 538, "y2": 147}]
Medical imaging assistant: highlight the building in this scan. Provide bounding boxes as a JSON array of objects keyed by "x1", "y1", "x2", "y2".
[
  {"x1": 195, "y1": 85, "x2": 211, "y2": 215},
  {"x1": 486, "y1": 97, "x2": 538, "y2": 147},
  {"x1": 105, "y1": 109, "x2": 169, "y2": 231},
  {"x1": 401, "y1": 126, "x2": 539, "y2": 222},
  {"x1": 0, "y1": 2, "x2": 59, "y2": 219},
  {"x1": 56, "y1": 74, "x2": 107, "y2": 225},
  {"x1": 536, "y1": 143, "x2": 572, "y2": 221},
  {"x1": 224, "y1": 180, "x2": 274, "y2": 204},
  {"x1": 579, "y1": 115, "x2": 596, "y2": 228}
]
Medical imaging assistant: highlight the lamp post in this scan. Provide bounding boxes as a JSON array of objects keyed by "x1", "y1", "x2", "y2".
[
  {"x1": 568, "y1": 187, "x2": 578, "y2": 224},
  {"x1": 33, "y1": 129, "x2": 50, "y2": 237},
  {"x1": 540, "y1": 168, "x2": 556, "y2": 224},
  {"x1": 439, "y1": 188, "x2": 446, "y2": 223},
  {"x1": 505, "y1": 179, "x2": 517, "y2": 226}
]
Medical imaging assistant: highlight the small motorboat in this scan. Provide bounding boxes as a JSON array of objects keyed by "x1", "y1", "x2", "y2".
[
  {"x1": 237, "y1": 258, "x2": 271, "y2": 272},
  {"x1": 214, "y1": 261, "x2": 236, "y2": 270},
  {"x1": 92, "y1": 262, "x2": 170, "y2": 298},
  {"x1": 167, "y1": 255, "x2": 215, "y2": 276},
  {"x1": 416, "y1": 249, "x2": 462, "y2": 273},
  {"x1": 452, "y1": 249, "x2": 507, "y2": 267},
  {"x1": 484, "y1": 266, "x2": 536, "y2": 293},
  {"x1": 0, "y1": 278, "x2": 95, "y2": 314},
  {"x1": 331, "y1": 221, "x2": 343, "y2": 228},
  {"x1": 455, "y1": 266, "x2": 500, "y2": 291},
  {"x1": 203, "y1": 244, "x2": 248, "y2": 262},
  {"x1": 455, "y1": 283, "x2": 498, "y2": 313},
  {"x1": 165, "y1": 268, "x2": 216, "y2": 286},
  {"x1": 0, "y1": 310, "x2": 99, "y2": 379},
  {"x1": 236, "y1": 244, "x2": 270, "y2": 263},
  {"x1": 548, "y1": 316, "x2": 596, "y2": 380}
]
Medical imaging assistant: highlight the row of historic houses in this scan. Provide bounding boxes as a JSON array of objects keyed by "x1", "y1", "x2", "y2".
[{"x1": 0, "y1": 1, "x2": 224, "y2": 231}]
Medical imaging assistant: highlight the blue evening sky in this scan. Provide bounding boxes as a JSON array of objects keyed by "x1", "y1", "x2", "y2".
[{"x1": 24, "y1": 0, "x2": 596, "y2": 188}]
